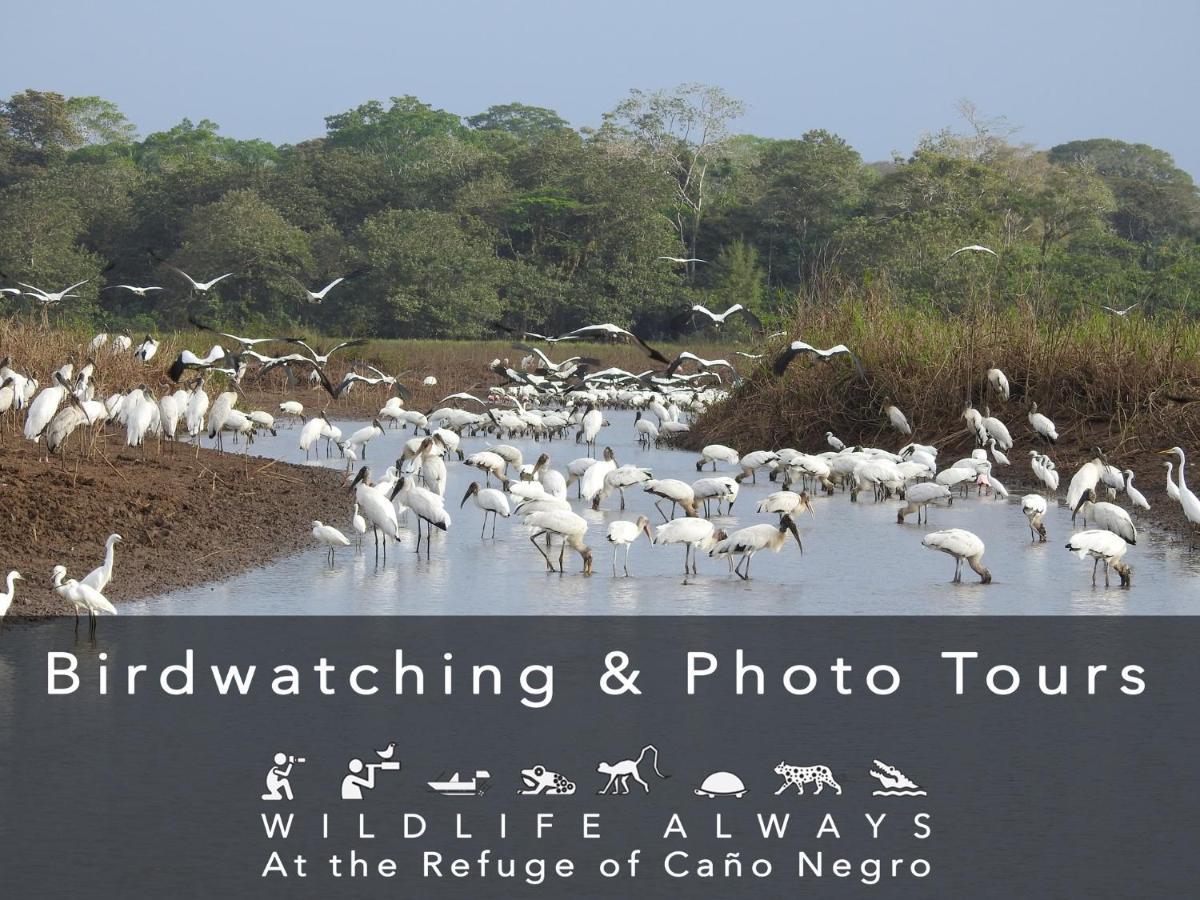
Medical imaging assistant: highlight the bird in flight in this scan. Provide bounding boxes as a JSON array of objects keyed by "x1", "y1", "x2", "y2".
[
  {"x1": 1092, "y1": 302, "x2": 1140, "y2": 318},
  {"x1": 490, "y1": 321, "x2": 578, "y2": 343},
  {"x1": 772, "y1": 339, "x2": 864, "y2": 379},
  {"x1": 664, "y1": 351, "x2": 740, "y2": 380},
  {"x1": 148, "y1": 249, "x2": 234, "y2": 292},
  {"x1": 677, "y1": 303, "x2": 762, "y2": 330},
  {"x1": 948, "y1": 245, "x2": 998, "y2": 260},
  {"x1": 103, "y1": 284, "x2": 163, "y2": 297},
  {"x1": 188, "y1": 316, "x2": 292, "y2": 350},
  {"x1": 657, "y1": 256, "x2": 708, "y2": 264},
  {"x1": 284, "y1": 337, "x2": 369, "y2": 366},
  {"x1": 557, "y1": 323, "x2": 670, "y2": 364},
  {"x1": 19, "y1": 279, "x2": 91, "y2": 304}
]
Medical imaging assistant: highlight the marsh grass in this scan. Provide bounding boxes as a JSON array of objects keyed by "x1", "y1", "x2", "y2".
[{"x1": 686, "y1": 288, "x2": 1200, "y2": 467}]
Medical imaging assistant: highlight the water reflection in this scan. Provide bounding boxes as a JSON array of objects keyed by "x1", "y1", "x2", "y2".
[{"x1": 115, "y1": 411, "x2": 1198, "y2": 616}]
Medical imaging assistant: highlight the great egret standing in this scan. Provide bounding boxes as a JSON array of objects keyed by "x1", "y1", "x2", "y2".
[{"x1": 1158, "y1": 447, "x2": 1200, "y2": 548}]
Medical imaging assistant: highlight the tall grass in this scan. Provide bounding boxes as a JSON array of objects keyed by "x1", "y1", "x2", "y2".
[{"x1": 686, "y1": 286, "x2": 1200, "y2": 464}]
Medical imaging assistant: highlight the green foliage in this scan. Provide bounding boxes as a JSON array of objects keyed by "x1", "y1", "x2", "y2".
[{"x1": 0, "y1": 86, "x2": 1197, "y2": 336}]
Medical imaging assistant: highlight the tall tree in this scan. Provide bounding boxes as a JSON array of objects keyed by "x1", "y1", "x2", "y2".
[{"x1": 600, "y1": 83, "x2": 745, "y2": 275}]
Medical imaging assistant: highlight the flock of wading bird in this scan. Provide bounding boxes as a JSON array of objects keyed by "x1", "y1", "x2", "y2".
[{"x1": 1, "y1": 276, "x2": 1198, "y2": 625}]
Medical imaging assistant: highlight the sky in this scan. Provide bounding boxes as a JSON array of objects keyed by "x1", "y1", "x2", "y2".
[{"x1": 4, "y1": 0, "x2": 1198, "y2": 175}]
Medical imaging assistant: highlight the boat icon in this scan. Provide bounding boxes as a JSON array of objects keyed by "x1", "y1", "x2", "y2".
[{"x1": 427, "y1": 770, "x2": 492, "y2": 796}]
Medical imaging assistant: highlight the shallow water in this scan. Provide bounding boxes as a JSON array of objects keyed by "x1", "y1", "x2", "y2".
[{"x1": 116, "y1": 410, "x2": 1200, "y2": 615}]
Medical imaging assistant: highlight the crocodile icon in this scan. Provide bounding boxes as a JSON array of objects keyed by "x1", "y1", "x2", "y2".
[{"x1": 869, "y1": 760, "x2": 926, "y2": 796}]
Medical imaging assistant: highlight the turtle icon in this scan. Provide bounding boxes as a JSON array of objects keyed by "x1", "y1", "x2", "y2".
[{"x1": 693, "y1": 771, "x2": 747, "y2": 798}]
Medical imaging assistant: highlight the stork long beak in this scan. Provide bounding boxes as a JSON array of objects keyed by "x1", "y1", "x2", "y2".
[
  {"x1": 1071, "y1": 493, "x2": 1089, "y2": 521},
  {"x1": 348, "y1": 466, "x2": 368, "y2": 491},
  {"x1": 642, "y1": 523, "x2": 654, "y2": 543},
  {"x1": 460, "y1": 483, "x2": 478, "y2": 508},
  {"x1": 802, "y1": 496, "x2": 815, "y2": 518}
]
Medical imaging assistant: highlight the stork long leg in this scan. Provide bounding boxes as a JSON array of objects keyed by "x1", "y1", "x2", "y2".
[
  {"x1": 1092, "y1": 557, "x2": 1099, "y2": 586},
  {"x1": 624, "y1": 543, "x2": 631, "y2": 577},
  {"x1": 530, "y1": 531, "x2": 555, "y2": 571},
  {"x1": 491, "y1": 513, "x2": 499, "y2": 540},
  {"x1": 481, "y1": 514, "x2": 487, "y2": 540},
  {"x1": 655, "y1": 500, "x2": 669, "y2": 523}
]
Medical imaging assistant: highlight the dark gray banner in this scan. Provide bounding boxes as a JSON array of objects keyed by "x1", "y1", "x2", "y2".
[{"x1": 0, "y1": 617, "x2": 1195, "y2": 898}]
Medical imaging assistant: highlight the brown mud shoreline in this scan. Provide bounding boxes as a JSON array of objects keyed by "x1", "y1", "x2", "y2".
[{"x1": 1, "y1": 438, "x2": 348, "y2": 620}]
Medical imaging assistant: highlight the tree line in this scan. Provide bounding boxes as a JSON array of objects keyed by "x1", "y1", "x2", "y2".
[{"x1": 1, "y1": 87, "x2": 1197, "y2": 339}]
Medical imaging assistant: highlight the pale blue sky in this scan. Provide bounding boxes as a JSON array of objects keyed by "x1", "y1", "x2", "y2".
[{"x1": 4, "y1": 0, "x2": 1197, "y2": 174}]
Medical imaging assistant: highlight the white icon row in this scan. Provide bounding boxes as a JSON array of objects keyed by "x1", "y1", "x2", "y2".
[{"x1": 262, "y1": 746, "x2": 925, "y2": 802}]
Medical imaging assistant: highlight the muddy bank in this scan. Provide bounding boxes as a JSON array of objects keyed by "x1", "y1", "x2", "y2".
[{"x1": 0, "y1": 439, "x2": 349, "y2": 618}]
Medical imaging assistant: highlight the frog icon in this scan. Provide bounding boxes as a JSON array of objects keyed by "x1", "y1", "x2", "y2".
[{"x1": 518, "y1": 765, "x2": 576, "y2": 795}]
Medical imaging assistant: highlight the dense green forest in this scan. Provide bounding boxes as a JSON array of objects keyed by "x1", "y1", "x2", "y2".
[{"x1": 1, "y1": 86, "x2": 1197, "y2": 338}]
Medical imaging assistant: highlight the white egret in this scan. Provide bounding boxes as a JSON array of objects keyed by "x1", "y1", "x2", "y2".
[
  {"x1": 1158, "y1": 447, "x2": 1200, "y2": 548},
  {"x1": 948, "y1": 244, "x2": 997, "y2": 259},
  {"x1": 1163, "y1": 460, "x2": 1180, "y2": 503},
  {"x1": 606, "y1": 516, "x2": 653, "y2": 576},
  {"x1": 0, "y1": 571, "x2": 22, "y2": 623},
  {"x1": 52, "y1": 565, "x2": 117, "y2": 633},
  {"x1": 1123, "y1": 470, "x2": 1149, "y2": 513},
  {"x1": 82, "y1": 534, "x2": 122, "y2": 592},
  {"x1": 826, "y1": 432, "x2": 845, "y2": 451},
  {"x1": 312, "y1": 521, "x2": 351, "y2": 564}
]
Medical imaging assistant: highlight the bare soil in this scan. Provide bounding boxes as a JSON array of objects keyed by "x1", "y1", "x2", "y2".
[{"x1": 0, "y1": 437, "x2": 348, "y2": 619}]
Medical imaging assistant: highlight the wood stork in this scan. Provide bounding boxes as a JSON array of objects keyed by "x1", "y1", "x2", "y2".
[
  {"x1": 348, "y1": 466, "x2": 401, "y2": 559},
  {"x1": 1028, "y1": 402, "x2": 1058, "y2": 443},
  {"x1": 1123, "y1": 471, "x2": 1150, "y2": 513},
  {"x1": 680, "y1": 303, "x2": 757, "y2": 328},
  {"x1": 579, "y1": 404, "x2": 604, "y2": 455},
  {"x1": 736, "y1": 450, "x2": 779, "y2": 484},
  {"x1": 635, "y1": 415, "x2": 660, "y2": 447},
  {"x1": 461, "y1": 481, "x2": 511, "y2": 539},
  {"x1": 696, "y1": 444, "x2": 739, "y2": 472},
  {"x1": 653, "y1": 517, "x2": 726, "y2": 580},
  {"x1": 693, "y1": 476, "x2": 740, "y2": 516},
  {"x1": 466, "y1": 450, "x2": 508, "y2": 486},
  {"x1": 580, "y1": 447, "x2": 617, "y2": 503},
  {"x1": 346, "y1": 419, "x2": 384, "y2": 459},
  {"x1": 52, "y1": 565, "x2": 117, "y2": 633},
  {"x1": 279, "y1": 400, "x2": 303, "y2": 425},
  {"x1": 1066, "y1": 449, "x2": 1111, "y2": 511},
  {"x1": 883, "y1": 399, "x2": 912, "y2": 435},
  {"x1": 103, "y1": 283, "x2": 163, "y2": 297},
  {"x1": 897, "y1": 483, "x2": 952, "y2": 524},
  {"x1": 1021, "y1": 494, "x2": 1048, "y2": 542},
  {"x1": 1065, "y1": 530, "x2": 1132, "y2": 586},
  {"x1": 524, "y1": 510, "x2": 593, "y2": 574},
  {"x1": 980, "y1": 408, "x2": 1013, "y2": 450},
  {"x1": 594, "y1": 464, "x2": 654, "y2": 511},
  {"x1": 710, "y1": 515, "x2": 803, "y2": 580},
  {"x1": 299, "y1": 414, "x2": 331, "y2": 460},
  {"x1": 82, "y1": 534, "x2": 122, "y2": 592},
  {"x1": 24, "y1": 377, "x2": 69, "y2": 442},
  {"x1": 1092, "y1": 302, "x2": 1140, "y2": 318},
  {"x1": 657, "y1": 256, "x2": 708, "y2": 264},
  {"x1": 389, "y1": 475, "x2": 451, "y2": 556},
  {"x1": 606, "y1": 516, "x2": 653, "y2": 576},
  {"x1": 1158, "y1": 447, "x2": 1200, "y2": 548},
  {"x1": 1, "y1": 571, "x2": 22, "y2": 623},
  {"x1": 644, "y1": 478, "x2": 699, "y2": 521},
  {"x1": 312, "y1": 521, "x2": 351, "y2": 564},
  {"x1": 295, "y1": 276, "x2": 347, "y2": 303},
  {"x1": 948, "y1": 244, "x2": 997, "y2": 258},
  {"x1": 756, "y1": 490, "x2": 814, "y2": 519},
  {"x1": 557, "y1": 324, "x2": 670, "y2": 364},
  {"x1": 162, "y1": 264, "x2": 234, "y2": 292},
  {"x1": 134, "y1": 336, "x2": 159, "y2": 362},
  {"x1": 772, "y1": 339, "x2": 864, "y2": 378},
  {"x1": 986, "y1": 366, "x2": 1010, "y2": 400},
  {"x1": 921, "y1": 529, "x2": 991, "y2": 583},
  {"x1": 1071, "y1": 489, "x2": 1137, "y2": 545}
]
